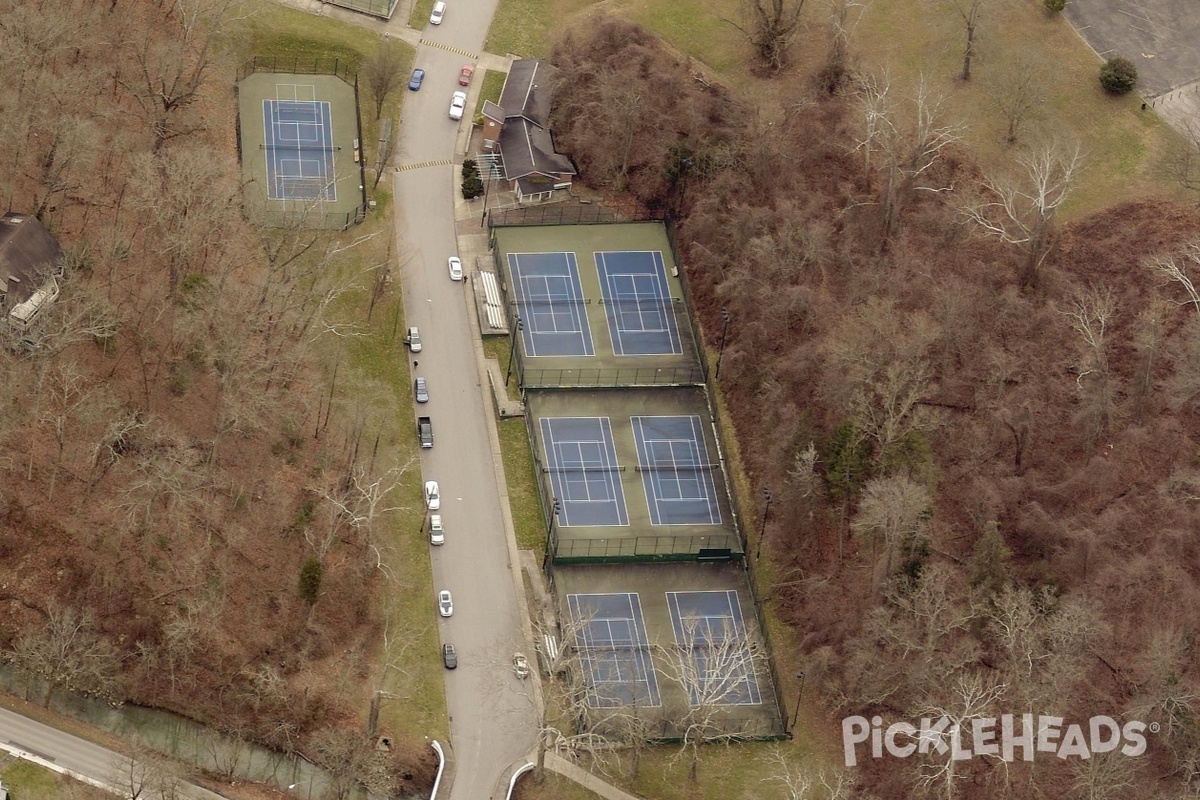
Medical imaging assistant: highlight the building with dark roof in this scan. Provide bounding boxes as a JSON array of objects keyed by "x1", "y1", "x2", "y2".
[
  {"x1": 0, "y1": 213, "x2": 64, "y2": 330},
  {"x1": 481, "y1": 59, "x2": 576, "y2": 203}
]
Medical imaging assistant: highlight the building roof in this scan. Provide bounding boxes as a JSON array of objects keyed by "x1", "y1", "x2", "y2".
[
  {"x1": 497, "y1": 59, "x2": 551, "y2": 127},
  {"x1": 498, "y1": 118, "x2": 576, "y2": 181},
  {"x1": 0, "y1": 213, "x2": 64, "y2": 304},
  {"x1": 481, "y1": 100, "x2": 505, "y2": 124}
]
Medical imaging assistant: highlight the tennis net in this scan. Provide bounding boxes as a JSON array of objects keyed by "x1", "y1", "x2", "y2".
[{"x1": 261, "y1": 143, "x2": 342, "y2": 151}]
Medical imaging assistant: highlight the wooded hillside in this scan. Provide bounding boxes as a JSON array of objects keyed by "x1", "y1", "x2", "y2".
[
  {"x1": 550, "y1": 14, "x2": 1200, "y2": 798},
  {"x1": 0, "y1": 0, "x2": 426, "y2": 789}
]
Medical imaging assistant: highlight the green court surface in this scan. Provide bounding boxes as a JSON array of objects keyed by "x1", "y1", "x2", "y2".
[
  {"x1": 238, "y1": 69, "x2": 367, "y2": 229},
  {"x1": 490, "y1": 223, "x2": 704, "y2": 387}
]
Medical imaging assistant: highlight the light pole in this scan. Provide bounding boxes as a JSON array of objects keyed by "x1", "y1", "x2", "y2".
[
  {"x1": 789, "y1": 670, "x2": 806, "y2": 731},
  {"x1": 714, "y1": 306, "x2": 731, "y2": 380},
  {"x1": 504, "y1": 315, "x2": 523, "y2": 386},
  {"x1": 756, "y1": 487, "x2": 772, "y2": 559},
  {"x1": 543, "y1": 497, "x2": 561, "y2": 569},
  {"x1": 479, "y1": 159, "x2": 492, "y2": 227}
]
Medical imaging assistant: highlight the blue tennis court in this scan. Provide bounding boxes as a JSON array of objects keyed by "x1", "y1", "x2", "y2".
[
  {"x1": 568, "y1": 593, "x2": 661, "y2": 708},
  {"x1": 262, "y1": 85, "x2": 337, "y2": 202},
  {"x1": 632, "y1": 416, "x2": 722, "y2": 526},
  {"x1": 508, "y1": 252, "x2": 594, "y2": 357},
  {"x1": 595, "y1": 251, "x2": 682, "y2": 356},
  {"x1": 540, "y1": 417, "x2": 628, "y2": 526},
  {"x1": 667, "y1": 590, "x2": 762, "y2": 707}
]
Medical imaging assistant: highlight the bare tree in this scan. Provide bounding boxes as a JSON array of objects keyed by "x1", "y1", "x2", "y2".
[
  {"x1": 1165, "y1": 120, "x2": 1200, "y2": 201},
  {"x1": 853, "y1": 474, "x2": 932, "y2": 587},
  {"x1": 730, "y1": 0, "x2": 808, "y2": 72},
  {"x1": 940, "y1": 0, "x2": 989, "y2": 81},
  {"x1": 983, "y1": 586, "x2": 1106, "y2": 709},
  {"x1": 1068, "y1": 750, "x2": 1142, "y2": 800},
  {"x1": 961, "y1": 139, "x2": 1084, "y2": 287},
  {"x1": 659, "y1": 615, "x2": 769, "y2": 781},
  {"x1": 982, "y1": 49, "x2": 1046, "y2": 143},
  {"x1": 118, "y1": 0, "x2": 246, "y2": 150},
  {"x1": 1148, "y1": 241, "x2": 1200, "y2": 317},
  {"x1": 763, "y1": 745, "x2": 864, "y2": 799},
  {"x1": 108, "y1": 739, "x2": 183, "y2": 800},
  {"x1": 308, "y1": 462, "x2": 414, "y2": 570},
  {"x1": 820, "y1": 0, "x2": 866, "y2": 94},
  {"x1": 1060, "y1": 284, "x2": 1117, "y2": 451},
  {"x1": 9, "y1": 604, "x2": 123, "y2": 707},
  {"x1": 868, "y1": 78, "x2": 963, "y2": 244},
  {"x1": 1132, "y1": 295, "x2": 1173, "y2": 422},
  {"x1": 128, "y1": 143, "x2": 239, "y2": 296},
  {"x1": 1164, "y1": 315, "x2": 1200, "y2": 412},
  {"x1": 363, "y1": 38, "x2": 406, "y2": 119},
  {"x1": 911, "y1": 672, "x2": 1007, "y2": 800}
]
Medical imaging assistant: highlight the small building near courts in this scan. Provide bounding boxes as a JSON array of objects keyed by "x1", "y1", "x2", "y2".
[
  {"x1": 0, "y1": 212, "x2": 64, "y2": 331},
  {"x1": 481, "y1": 59, "x2": 576, "y2": 204}
]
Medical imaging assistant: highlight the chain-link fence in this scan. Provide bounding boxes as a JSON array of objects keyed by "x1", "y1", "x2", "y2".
[
  {"x1": 552, "y1": 534, "x2": 742, "y2": 564},
  {"x1": 237, "y1": 56, "x2": 358, "y2": 83}
]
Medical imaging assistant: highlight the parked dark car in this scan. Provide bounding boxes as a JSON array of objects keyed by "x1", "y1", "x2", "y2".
[
  {"x1": 408, "y1": 68, "x2": 425, "y2": 91},
  {"x1": 442, "y1": 643, "x2": 457, "y2": 669},
  {"x1": 415, "y1": 376, "x2": 429, "y2": 403}
]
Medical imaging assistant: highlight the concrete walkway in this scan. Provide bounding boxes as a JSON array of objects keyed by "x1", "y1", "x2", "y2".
[{"x1": 542, "y1": 752, "x2": 646, "y2": 800}]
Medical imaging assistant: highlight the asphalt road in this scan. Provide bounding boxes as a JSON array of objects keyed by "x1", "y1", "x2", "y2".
[
  {"x1": 0, "y1": 704, "x2": 226, "y2": 800},
  {"x1": 393, "y1": 6, "x2": 539, "y2": 799}
]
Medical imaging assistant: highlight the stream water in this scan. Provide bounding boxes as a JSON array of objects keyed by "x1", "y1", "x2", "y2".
[{"x1": 0, "y1": 665, "x2": 412, "y2": 799}]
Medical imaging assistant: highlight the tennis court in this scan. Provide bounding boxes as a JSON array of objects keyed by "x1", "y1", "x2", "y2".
[
  {"x1": 262, "y1": 87, "x2": 338, "y2": 202},
  {"x1": 667, "y1": 590, "x2": 762, "y2": 707},
  {"x1": 595, "y1": 250, "x2": 682, "y2": 356},
  {"x1": 508, "y1": 252, "x2": 594, "y2": 357},
  {"x1": 540, "y1": 417, "x2": 629, "y2": 527},
  {"x1": 632, "y1": 415, "x2": 722, "y2": 526},
  {"x1": 568, "y1": 592, "x2": 661, "y2": 708}
]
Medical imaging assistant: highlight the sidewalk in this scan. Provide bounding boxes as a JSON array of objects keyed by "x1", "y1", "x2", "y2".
[{"x1": 542, "y1": 752, "x2": 646, "y2": 800}]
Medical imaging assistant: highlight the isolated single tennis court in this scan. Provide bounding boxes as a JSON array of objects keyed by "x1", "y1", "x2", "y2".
[
  {"x1": 236, "y1": 63, "x2": 367, "y2": 229},
  {"x1": 262, "y1": 90, "x2": 337, "y2": 201}
]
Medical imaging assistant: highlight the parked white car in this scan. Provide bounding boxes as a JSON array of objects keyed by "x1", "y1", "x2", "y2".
[
  {"x1": 513, "y1": 653, "x2": 530, "y2": 679},
  {"x1": 448, "y1": 91, "x2": 467, "y2": 121},
  {"x1": 424, "y1": 480, "x2": 441, "y2": 510},
  {"x1": 438, "y1": 590, "x2": 454, "y2": 617},
  {"x1": 430, "y1": 0, "x2": 446, "y2": 24},
  {"x1": 448, "y1": 256, "x2": 463, "y2": 281},
  {"x1": 429, "y1": 514, "x2": 445, "y2": 545}
]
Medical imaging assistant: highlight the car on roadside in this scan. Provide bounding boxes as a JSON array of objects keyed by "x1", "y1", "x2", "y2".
[
  {"x1": 458, "y1": 65, "x2": 474, "y2": 86},
  {"x1": 448, "y1": 256, "x2": 463, "y2": 281},
  {"x1": 414, "y1": 376, "x2": 429, "y2": 403},
  {"x1": 438, "y1": 590, "x2": 454, "y2": 617},
  {"x1": 430, "y1": 0, "x2": 446, "y2": 24},
  {"x1": 424, "y1": 480, "x2": 441, "y2": 510},
  {"x1": 408, "y1": 68, "x2": 425, "y2": 91},
  {"x1": 404, "y1": 326, "x2": 422, "y2": 352},
  {"x1": 448, "y1": 91, "x2": 467, "y2": 121},
  {"x1": 429, "y1": 513, "x2": 444, "y2": 545},
  {"x1": 442, "y1": 643, "x2": 457, "y2": 669},
  {"x1": 513, "y1": 653, "x2": 530, "y2": 679}
]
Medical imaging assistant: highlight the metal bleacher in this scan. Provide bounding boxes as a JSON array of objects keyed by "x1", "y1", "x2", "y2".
[{"x1": 480, "y1": 270, "x2": 506, "y2": 331}]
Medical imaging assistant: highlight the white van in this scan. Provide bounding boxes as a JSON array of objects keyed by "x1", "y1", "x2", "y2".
[
  {"x1": 430, "y1": 1, "x2": 446, "y2": 24},
  {"x1": 429, "y1": 514, "x2": 445, "y2": 545}
]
